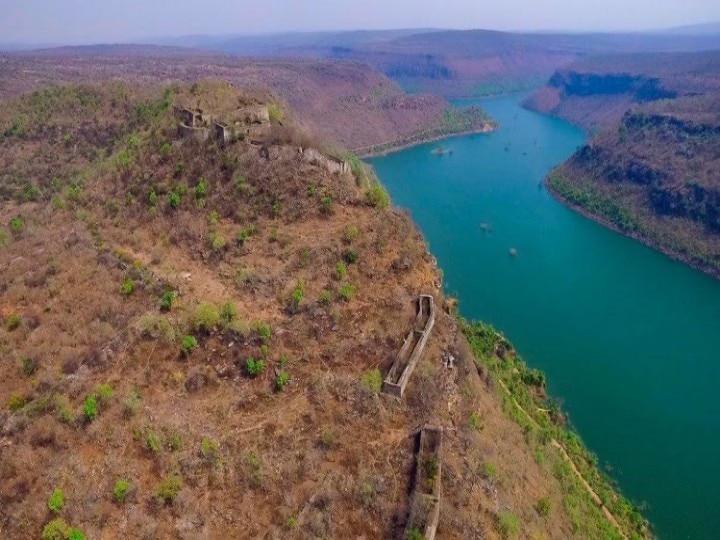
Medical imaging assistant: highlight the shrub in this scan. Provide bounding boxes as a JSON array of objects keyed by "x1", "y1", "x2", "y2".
[
  {"x1": 361, "y1": 369, "x2": 383, "y2": 394},
  {"x1": 343, "y1": 225, "x2": 359, "y2": 243},
  {"x1": 160, "y1": 291, "x2": 175, "y2": 311},
  {"x1": 192, "y1": 302, "x2": 220, "y2": 332},
  {"x1": 245, "y1": 358, "x2": 265, "y2": 378},
  {"x1": 290, "y1": 281, "x2": 304, "y2": 311},
  {"x1": 9, "y1": 216, "x2": 25, "y2": 233},
  {"x1": 470, "y1": 412, "x2": 483, "y2": 431},
  {"x1": 537, "y1": 496, "x2": 551, "y2": 517},
  {"x1": 159, "y1": 142, "x2": 172, "y2": 156},
  {"x1": 120, "y1": 278, "x2": 135, "y2": 296},
  {"x1": 255, "y1": 322, "x2": 271, "y2": 343},
  {"x1": 48, "y1": 488, "x2": 65, "y2": 513},
  {"x1": 407, "y1": 527, "x2": 423, "y2": 540},
  {"x1": 168, "y1": 433, "x2": 183, "y2": 452},
  {"x1": 21, "y1": 356, "x2": 37, "y2": 376},
  {"x1": 275, "y1": 372, "x2": 290, "y2": 392},
  {"x1": 320, "y1": 196, "x2": 333, "y2": 215},
  {"x1": 335, "y1": 262, "x2": 347, "y2": 280},
  {"x1": 41, "y1": 519, "x2": 69, "y2": 540},
  {"x1": 235, "y1": 175, "x2": 246, "y2": 191},
  {"x1": 272, "y1": 201, "x2": 282, "y2": 217},
  {"x1": 482, "y1": 461, "x2": 497, "y2": 480},
  {"x1": 210, "y1": 233, "x2": 227, "y2": 251},
  {"x1": 338, "y1": 283, "x2": 356, "y2": 302},
  {"x1": 343, "y1": 249, "x2": 358, "y2": 264},
  {"x1": 6, "y1": 314, "x2": 22, "y2": 331},
  {"x1": 181, "y1": 335, "x2": 198, "y2": 355},
  {"x1": 95, "y1": 384, "x2": 113, "y2": 405},
  {"x1": 55, "y1": 395, "x2": 73, "y2": 423},
  {"x1": 319, "y1": 289, "x2": 332, "y2": 305},
  {"x1": 168, "y1": 191, "x2": 181, "y2": 209},
  {"x1": 307, "y1": 182, "x2": 317, "y2": 197},
  {"x1": 113, "y1": 480, "x2": 131, "y2": 503},
  {"x1": 268, "y1": 103, "x2": 284, "y2": 123},
  {"x1": 219, "y1": 301, "x2": 238, "y2": 326},
  {"x1": 146, "y1": 429, "x2": 161, "y2": 453},
  {"x1": 83, "y1": 396, "x2": 98, "y2": 421},
  {"x1": 155, "y1": 475, "x2": 182, "y2": 505},
  {"x1": 200, "y1": 437, "x2": 220, "y2": 460},
  {"x1": 67, "y1": 529, "x2": 85, "y2": 540},
  {"x1": 0, "y1": 229, "x2": 8, "y2": 245},
  {"x1": 148, "y1": 189, "x2": 158, "y2": 206},
  {"x1": 8, "y1": 393, "x2": 25, "y2": 411},
  {"x1": 498, "y1": 511, "x2": 520, "y2": 538},
  {"x1": 122, "y1": 390, "x2": 141, "y2": 417},
  {"x1": 365, "y1": 181, "x2": 390, "y2": 209},
  {"x1": 195, "y1": 178, "x2": 207, "y2": 200}
]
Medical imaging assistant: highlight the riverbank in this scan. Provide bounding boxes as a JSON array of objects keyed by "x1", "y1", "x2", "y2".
[
  {"x1": 353, "y1": 122, "x2": 496, "y2": 158},
  {"x1": 546, "y1": 174, "x2": 720, "y2": 282}
]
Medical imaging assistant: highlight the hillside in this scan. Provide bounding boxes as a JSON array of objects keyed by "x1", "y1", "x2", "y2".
[
  {"x1": 526, "y1": 51, "x2": 720, "y2": 279},
  {"x1": 0, "y1": 82, "x2": 647, "y2": 538},
  {"x1": 0, "y1": 49, "x2": 493, "y2": 153}
]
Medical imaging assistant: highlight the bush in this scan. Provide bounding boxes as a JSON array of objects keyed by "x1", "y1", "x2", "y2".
[
  {"x1": 407, "y1": 528, "x2": 423, "y2": 540},
  {"x1": 470, "y1": 412, "x2": 483, "y2": 431},
  {"x1": 268, "y1": 103, "x2": 284, "y2": 123},
  {"x1": 6, "y1": 313, "x2": 21, "y2": 331},
  {"x1": 192, "y1": 302, "x2": 220, "y2": 332},
  {"x1": 320, "y1": 196, "x2": 333, "y2": 215},
  {"x1": 146, "y1": 429, "x2": 161, "y2": 453},
  {"x1": 339, "y1": 283, "x2": 356, "y2": 302},
  {"x1": 343, "y1": 249, "x2": 358, "y2": 264},
  {"x1": 168, "y1": 191, "x2": 181, "y2": 209},
  {"x1": 113, "y1": 479, "x2": 131, "y2": 503},
  {"x1": 48, "y1": 488, "x2": 64, "y2": 513},
  {"x1": 290, "y1": 281, "x2": 304, "y2": 311},
  {"x1": 181, "y1": 335, "x2": 198, "y2": 355},
  {"x1": 83, "y1": 396, "x2": 98, "y2": 421},
  {"x1": 219, "y1": 301, "x2": 238, "y2": 326},
  {"x1": 537, "y1": 496, "x2": 551, "y2": 517},
  {"x1": 21, "y1": 356, "x2": 36, "y2": 376},
  {"x1": 9, "y1": 216, "x2": 25, "y2": 233},
  {"x1": 122, "y1": 390, "x2": 141, "y2": 417},
  {"x1": 318, "y1": 289, "x2": 332, "y2": 305},
  {"x1": 255, "y1": 322, "x2": 271, "y2": 343},
  {"x1": 148, "y1": 189, "x2": 158, "y2": 206},
  {"x1": 67, "y1": 529, "x2": 85, "y2": 540},
  {"x1": 200, "y1": 437, "x2": 220, "y2": 460},
  {"x1": 335, "y1": 262, "x2": 347, "y2": 280},
  {"x1": 41, "y1": 519, "x2": 69, "y2": 540},
  {"x1": 365, "y1": 181, "x2": 390, "y2": 209},
  {"x1": 120, "y1": 278, "x2": 135, "y2": 296},
  {"x1": 245, "y1": 358, "x2": 265, "y2": 378},
  {"x1": 275, "y1": 372, "x2": 290, "y2": 392},
  {"x1": 498, "y1": 511, "x2": 520, "y2": 538},
  {"x1": 361, "y1": 368, "x2": 383, "y2": 394},
  {"x1": 344, "y1": 225, "x2": 359, "y2": 243},
  {"x1": 155, "y1": 475, "x2": 182, "y2": 505},
  {"x1": 95, "y1": 384, "x2": 113, "y2": 405},
  {"x1": 160, "y1": 291, "x2": 175, "y2": 311}
]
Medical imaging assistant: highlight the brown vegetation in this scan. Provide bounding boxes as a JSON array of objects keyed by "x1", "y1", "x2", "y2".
[{"x1": 0, "y1": 81, "x2": 636, "y2": 538}]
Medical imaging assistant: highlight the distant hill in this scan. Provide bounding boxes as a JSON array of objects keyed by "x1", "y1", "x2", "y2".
[{"x1": 659, "y1": 22, "x2": 720, "y2": 36}]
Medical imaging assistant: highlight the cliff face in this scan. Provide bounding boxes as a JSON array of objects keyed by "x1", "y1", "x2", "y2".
[{"x1": 550, "y1": 93, "x2": 720, "y2": 276}]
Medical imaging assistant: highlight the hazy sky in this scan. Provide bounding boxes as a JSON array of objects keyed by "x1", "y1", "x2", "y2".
[{"x1": 3, "y1": 0, "x2": 720, "y2": 44}]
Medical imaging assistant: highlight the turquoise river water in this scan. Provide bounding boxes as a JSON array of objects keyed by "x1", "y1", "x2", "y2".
[{"x1": 369, "y1": 94, "x2": 720, "y2": 539}]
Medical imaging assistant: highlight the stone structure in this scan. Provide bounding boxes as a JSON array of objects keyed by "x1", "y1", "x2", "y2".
[
  {"x1": 302, "y1": 147, "x2": 350, "y2": 176},
  {"x1": 405, "y1": 426, "x2": 443, "y2": 540},
  {"x1": 213, "y1": 122, "x2": 230, "y2": 146},
  {"x1": 174, "y1": 106, "x2": 211, "y2": 142},
  {"x1": 382, "y1": 295, "x2": 435, "y2": 397}
]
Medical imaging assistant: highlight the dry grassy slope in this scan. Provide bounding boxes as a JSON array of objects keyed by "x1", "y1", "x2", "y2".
[
  {"x1": 0, "y1": 52, "x2": 462, "y2": 151},
  {"x1": 1, "y1": 82, "x2": 613, "y2": 539}
]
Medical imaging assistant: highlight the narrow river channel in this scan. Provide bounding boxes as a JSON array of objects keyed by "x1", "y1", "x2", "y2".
[{"x1": 369, "y1": 94, "x2": 720, "y2": 539}]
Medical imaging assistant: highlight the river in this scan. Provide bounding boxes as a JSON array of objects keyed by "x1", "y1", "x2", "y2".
[{"x1": 369, "y1": 94, "x2": 720, "y2": 539}]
